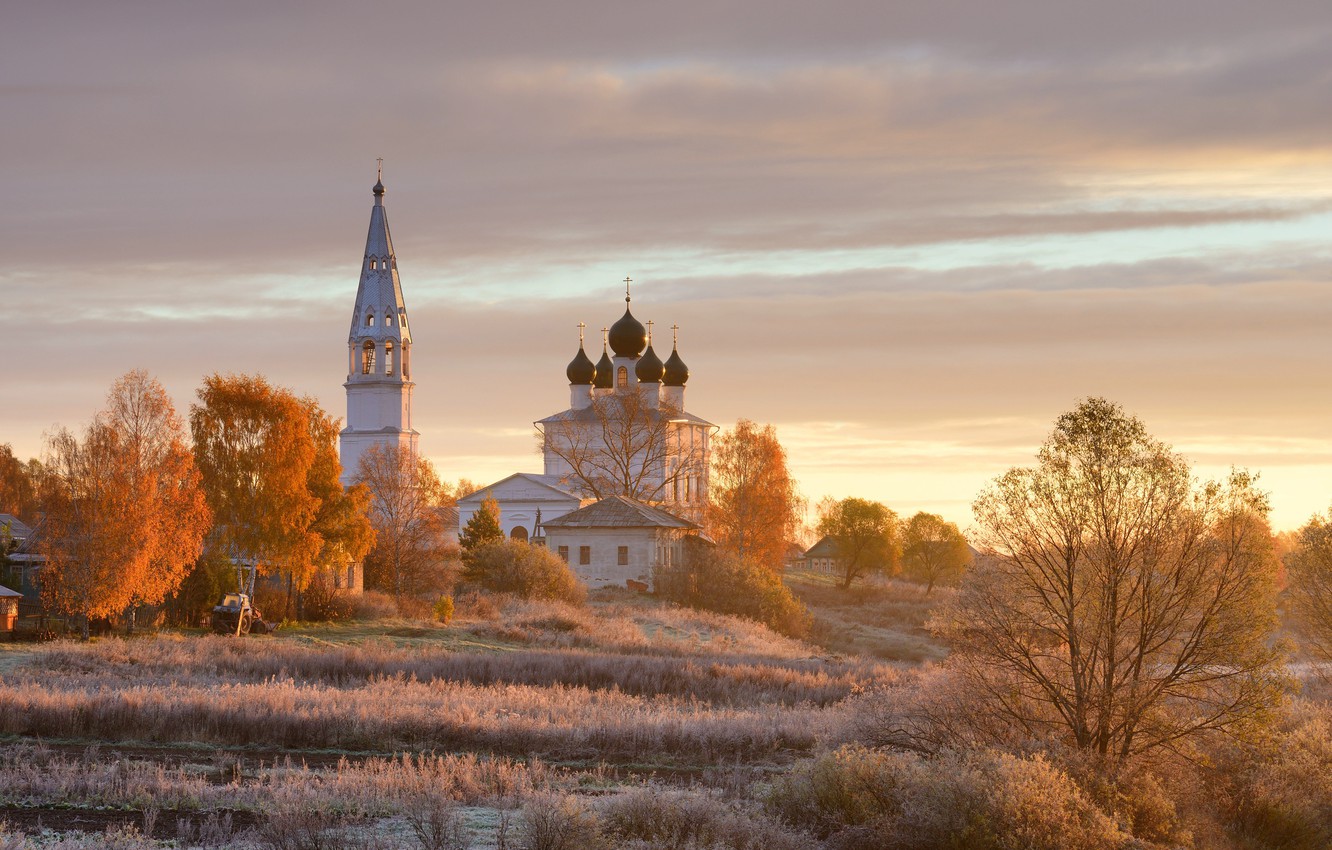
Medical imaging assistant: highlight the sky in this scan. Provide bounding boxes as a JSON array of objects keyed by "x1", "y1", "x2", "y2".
[{"x1": 3, "y1": 1, "x2": 1331, "y2": 532}]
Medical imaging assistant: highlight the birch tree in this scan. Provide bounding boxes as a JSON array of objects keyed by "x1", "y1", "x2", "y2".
[{"x1": 708, "y1": 419, "x2": 804, "y2": 573}]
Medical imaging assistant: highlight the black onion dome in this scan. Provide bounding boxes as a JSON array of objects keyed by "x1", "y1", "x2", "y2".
[
  {"x1": 636, "y1": 344, "x2": 665, "y2": 383},
  {"x1": 663, "y1": 347, "x2": 689, "y2": 386},
  {"x1": 609, "y1": 307, "x2": 647, "y2": 357},
  {"x1": 566, "y1": 345, "x2": 596, "y2": 384},
  {"x1": 373, "y1": 179, "x2": 385, "y2": 197},
  {"x1": 594, "y1": 347, "x2": 614, "y2": 389}
]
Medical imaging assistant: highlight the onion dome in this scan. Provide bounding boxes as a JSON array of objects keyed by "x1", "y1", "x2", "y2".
[
  {"x1": 566, "y1": 344, "x2": 596, "y2": 384},
  {"x1": 663, "y1": 345, "x2": 689, "y2": 386},
  {"x1": 594, "y1": 345, "x2": 614, "y2": 389},
  {"x1": 372, "y1": 179, "x2": 385, "y2": 197},
  {"x1": 636, "y1": 343, "x2": 665, "y2": 383},
  {"x1": 609, "y1": 306, "x2": 647, "y2": 357}
]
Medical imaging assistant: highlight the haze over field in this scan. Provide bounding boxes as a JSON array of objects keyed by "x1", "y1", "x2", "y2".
[{"x1": 4, "y1": 1, "x2": 1330, "y2": 529}]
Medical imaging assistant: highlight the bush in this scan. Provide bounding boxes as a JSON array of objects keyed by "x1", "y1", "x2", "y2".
[
  {"x1": 1222, "y1": 703, "x2": 1332, "y2": 849},
  {"x1": 656, "y1": 539, "x2": 811, "y2": 638},
  {"x1": 768, "y1": 745, "x2": 1129, "y2": 850},
  {"x1": 519, "y1": 793, "x2": 604, "y2": 850},
  {"x1": 463, "y1": 541, "x2": 587, "y2": 606},
  {"x1": 434, "y1": 595, "x2": 455, "y2": 625},
  {"x1": 352, "y1": 590, "x2": 399, "y2": 620},
  {"x1": 603, "y1": 786, "x2": 816, "y2": 850}
]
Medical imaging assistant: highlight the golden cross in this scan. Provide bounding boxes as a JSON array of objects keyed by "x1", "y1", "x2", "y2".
[
  {"x1": 623, "y1": 275, "x2": 632, "y2": 301},
  {"x1": 601, "y1": 327, "x2": 609, "y2": 347},
  {"x1": 646, "y1": 320, "x2": 654, "y2": 343},
  {"x1": 376, "y1": 158, "x2": 383, "y2": 180},
  {"x1": 577, "y1": 321, "x2": 586, "y2": 345},
  {"x1": 672, "y1": 323, "x2": 679, "y2": 347}
]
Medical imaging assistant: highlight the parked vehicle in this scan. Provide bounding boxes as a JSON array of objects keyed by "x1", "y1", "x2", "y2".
[{"x1": 211, "y1": 592, "x2": 272, "y2": 635}]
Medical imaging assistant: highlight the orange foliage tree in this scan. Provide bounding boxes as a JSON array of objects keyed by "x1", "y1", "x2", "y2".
[
  {"x1": 38, "y1": 372, "x2": 210, "y2": 637},
  {"x1": 304, "y1": 399, "x2": 376, "y2": 588},
  {"x1": 708, "y1": 419, "x2": 804, "y2": 573},
  {"x1": 190, "y1": 375, "x2": 321, "y2": 606}
]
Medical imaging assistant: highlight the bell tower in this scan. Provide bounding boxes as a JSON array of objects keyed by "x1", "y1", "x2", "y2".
[{"x1": 339, "y1": 165, "x2": 419, "y2": 485}]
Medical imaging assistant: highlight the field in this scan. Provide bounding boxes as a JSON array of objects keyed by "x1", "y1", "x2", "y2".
[
  {"x1": 5, "y1": 579, "x2": 1326, "y2": 849},
  {"x1": 0, "y1": 582, "x2": 915, "y2": 849}
]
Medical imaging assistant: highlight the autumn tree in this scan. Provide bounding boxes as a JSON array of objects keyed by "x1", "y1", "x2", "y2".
[
  {"x1": 355, "y1": 443, "x2": 449, "y2": 605},
  {"x1": 537, "y1": 390, "x2": 707, "y2": 520},
  {"x1": 0, "y1": 444, "x2": 39, "y2": 521},
  {"x1": 940, "y1": 398, "x2": 1284, "y2": 766},
  {"x1": 901, "y1": 512, "x2": 971, "y2": 594},
  {"x1": 303, "y1": 399, "x2": 376, "y2": 606},
  {"x1": 37, "y1": 373, "x2": 210, "y2": 638},
  {"x1": 1287, "y1": 506, "x2": 1332, "y2": 663},
  {"x1": 103, "y1": 371, "x2": 211, "y2": 627},
  {"x1": 708, "y1": 419, "x2": 804, "y2": 573},
  {"x1": 816, "y1": 497, "x2": 901, "y2": 589},
  {"x1": 190, "y1": 374, "x2": 321, "y2": 603},
  {"x1": 460, "y1": 495, "x2": 504, "y2": 554}
]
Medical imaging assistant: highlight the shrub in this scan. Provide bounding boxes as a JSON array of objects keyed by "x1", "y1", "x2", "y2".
[
  {"x1": 519, "y1": 793, "x2": 604, "y2": 850},
  {"x1": 352, "y1": 590, "x2": 399, "y2": 620},
  {"x1": 1223, "y1": 702, "x2": 1332, "y2": 849},
  {"x1": 656, "y1": 539, "x2": 811, "y2": 638},
  {"x1": 434, "y1": 595, "x2": 455, "y2": 625},
  {"x1": 463, "y1": 541, "x2": 587, "y2": 606},
  {"x1": 768, "y1": 745, "x2": 1129, "y2": 850},
  {"x1": 603, "y1": 786, "x2": 816, "y2": 850},
  {"x1": 299, "y1": 572, "x2": 355, "y2": 622}
]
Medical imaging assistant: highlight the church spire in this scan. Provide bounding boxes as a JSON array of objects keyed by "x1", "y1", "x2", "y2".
[{"x1": 340, "y1": 163, "x2": 419, "y2": 485}]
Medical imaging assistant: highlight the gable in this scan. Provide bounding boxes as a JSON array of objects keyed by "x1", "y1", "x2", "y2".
[{"x1": 457, "y1": 473, "x2": 582, "y2": 505}]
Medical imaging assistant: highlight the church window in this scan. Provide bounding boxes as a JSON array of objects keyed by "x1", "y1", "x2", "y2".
[
  {"x1": 617, "y1": 546, "x2": 628, "y2": 566},
  {"x1": 617, "y1": 367, "x2": 628, "y2": 388},
  {"x1": 402, "y1": 343, "x2": 410, "y2": 379},
  {"x1": 385, "y1": 341, "x2": 394, "y2": 376},
  {"x1": 386, "y1": 314, "x2": 394, "y2": 325},
  {"x1": 684, "y1": 476, "x2": 691, "y2": 501},
  {"x1": 370, "y1": 258, "x2": 377, "y2": 270},
  {"x1": 579, "y1": 546, "x2": 590, "y2": 565},
  {"x1": 511, "y1": 526, "x2": 528, "y2": 542},
  {"x1": 557, "y1": 546, "x2": 569, "y2": 562},
  {"x1": 366, "y1": 314, "x2": 374, "y2": 327},
  {"x1": 362, "y1": 340, "x2": 375, "y2": 374}
]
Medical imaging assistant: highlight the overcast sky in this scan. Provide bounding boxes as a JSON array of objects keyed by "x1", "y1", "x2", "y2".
[{"x1": 4, "y1": 1, "x2": 1331, "y2": 531}]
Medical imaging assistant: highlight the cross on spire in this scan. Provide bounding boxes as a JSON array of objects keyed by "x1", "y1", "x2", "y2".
[
  {"x1": 577, "y1": 321, "x2": 586, "y2": 346},
  {"x1": 376, "y1": 157, "x2": 383, "y2": 180},
  {"x1": 672, "y1": 323, "x2": 679, "y2": 347},
  {"x1": 646, "y1": 320, "x2": 654, "y2": 344},
  {"x1": 601, "y1": 327, "x2": 609, "y2": 348},
  {"x1": 624, "y1": 275, "x2": 632, "y2": 303}
]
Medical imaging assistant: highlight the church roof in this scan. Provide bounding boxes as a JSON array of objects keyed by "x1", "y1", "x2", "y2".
[
  {"x1": 348, "y1": 170, "x2": 411, "y2": 345},
  {"x1": 456, "y1": 472, "x2": 583, "y2": 504},
  {"x1": 541, "y1": 495, "x2": 697, "y2": 530},
  {"x1": 535, "y1": 398, "x2": 714, "y2": 428}
]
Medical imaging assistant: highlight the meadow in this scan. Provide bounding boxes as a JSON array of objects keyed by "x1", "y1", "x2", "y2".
[{"x1": 2, "y1": 580, "x2": 1327, "y2": 850}]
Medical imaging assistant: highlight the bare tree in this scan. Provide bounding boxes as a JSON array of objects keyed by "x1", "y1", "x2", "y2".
[
  {"x1": 355, "y1": 443, "x2": 449, "y2": 605},
  {"x1": 937, "y1": 398, "x2": 1284, "y2": 766},
  {"x1": 537, "y1": 392, "x2": 708, "y2": 520}
]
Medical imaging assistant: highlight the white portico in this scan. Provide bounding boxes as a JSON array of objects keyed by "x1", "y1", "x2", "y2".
[{"x1": 339, "y1": 167, "x2": 419, "y2": 485}]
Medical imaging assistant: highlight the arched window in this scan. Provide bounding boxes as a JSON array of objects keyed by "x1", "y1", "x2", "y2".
[
  {"x1": 361, "y1": 340, "x2": 375, "y2": 374},
  {"x1": 617, "y1": 366, "x2": 628, "y2": 388},
  {"x1": 402, "y1": 342, "x2": 410, "y2": 379},
  {"x1": 510, "y1": 526, "x2": 529, "y2": 542},
  {"x1": 386, "y1": 313, "x2": 394, "y2": 325},
  {"x1": 370, "y1": 258, "x2": 377, "y2": 270},
  {"x1": 385, "y1": 341, "x2": 394, "y2": 376},
  {"x1": 366, "y1": 314, "x2": 374, "y2": 327}
]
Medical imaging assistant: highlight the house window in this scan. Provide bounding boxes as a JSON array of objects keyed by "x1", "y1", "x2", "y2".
[
  {"x1": 617, "y1": 367, "x2": 628, "y2": 388},
  {"x1": 579, "y1": 546, "x2": 590, "y2": 565},
  {"x1": 511, "y1": 526, "x2": 528, "y2": 542},
  {"x1": 361, "y1": 340, "x2": 375, "y2": 374},
  {"x1": 385, "y1": 341, "x2": 394, "y2": 376},
  {"x1": 617, "y1": 546, "x2": 628, "y2": 566},
  {"x1": 557, "y1": 546, "x2": 569, "y2": 562}
]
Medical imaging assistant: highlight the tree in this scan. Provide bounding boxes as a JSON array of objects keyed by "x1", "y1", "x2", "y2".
[
  {"x1": 37, "y1": 422, "x2": 144, "y2": 638},
  {"x1": 0, "y1": 444, "x2": 39, "y2": 521},
  {"x1": 655, "y1": 537, "x2": 811, "y2": 638},
  {"x1": 36, "y1": 372, "x2": 211, "y2": 638},
  {"x1": 303, "y1": 398, "x2": 376, "y2": 605},
  {"x1": 190, "y1": 374, "x2": 321, "y2": 602},
  {"x1": 901, "y1": 512, "x2": 971, "y2": 594},
  {"x1": 460, "y1": 495, "x2": 504, "y2": 554},
  {"x1": 941, "y1": 398, "x2": 1284, "y2": 766},
  {"x1": 816, "y1": 497, "x2": 901, "y2": 589},
  {"x1": 708, "y1": 419, "x2": 804, "y2": 573},
  {"x1": 355, "y1": 443, "x2": 449, "y2": 605},
  {"x1": 537, "y1": 391, "x2": 708, "y2": 520},
  {"x1": 1287, "y1": 506, "x2": 1332, "y2": 663},
  {"x1": 103, "y1": 371, "x2": 211, "y2": 627}
]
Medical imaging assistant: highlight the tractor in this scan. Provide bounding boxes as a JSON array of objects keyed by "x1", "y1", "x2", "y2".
[{"x1": 210, "y1": 560, "x2": 275, "y2": 636}]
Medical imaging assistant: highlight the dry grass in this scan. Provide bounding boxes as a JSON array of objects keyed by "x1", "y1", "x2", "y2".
[{"x1": 787, "y1": 572, "x2": 951, "y2": 663}]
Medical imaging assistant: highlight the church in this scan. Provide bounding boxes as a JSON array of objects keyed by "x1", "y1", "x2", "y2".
[{"x1": 338, "y1": 171, "x2": 714, "y2": 588}]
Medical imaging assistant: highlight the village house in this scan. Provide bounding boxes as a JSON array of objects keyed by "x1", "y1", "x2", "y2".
[{"x1": 540, "y1": 495, "x2": 700, "y2": 589}]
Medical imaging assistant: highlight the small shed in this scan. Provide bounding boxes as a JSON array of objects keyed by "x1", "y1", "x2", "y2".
[
  {"x1": 541, "y1": 495, "x2": 699, "y2": 589},
  {"x1": 0, "y1": 585, "x2": 21, "y2": 634}
]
